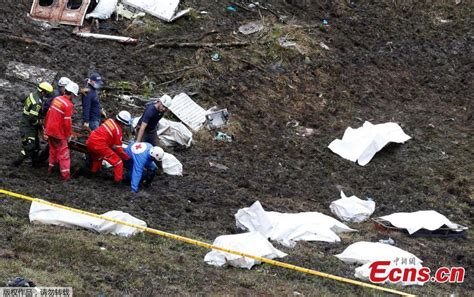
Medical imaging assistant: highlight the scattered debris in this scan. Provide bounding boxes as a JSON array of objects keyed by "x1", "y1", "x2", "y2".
[
  {"x1": 378, "y1": 237, "x2": 395, "y2": 245},
  {"x1": 373, "y1": 210, "x2": 468, "y2": 237},
  {"x1": 29, "y1": 0, "x2": 91, "y2": 26},
  {"x1": 5, "y1": 61, "x2": 57, "y2": 86},
  {"x1": 29, "y1": 202, "x2": 147, "y2": 237},
  {"x1": 235, "y1": 201, "x2": 356, "y2": 248},
  {"x1": 115, "y1": 3, "x2": 146, "y2": 19},
  {"x1": 75, "y1": 32, "x2": 139, "y2": 44},
  {"x1": 322, "y1": 19, "x2": 329, "y2": 25},
  {"x1": 7, "y1": 277, "x2": 36, "y2": 287},
  {"x1": 286, "y1": 119, "x2": 299, "y2": 127},
  {"x1": 328, "y1": 121, "x2": 411, "y2": 166},
  {"x1": 162, "y1": 152, "x2": 183, "y2": 176},
  {"x1": 295, "y1": 127, "x2": 316, "y2": 137},
  {"x1": 278, "y1": 37, "x2": 309, "y2": 55},
  {"x1": 86, "y1": 0, "x2": 118, "y2": 19},
  {"x1": 226, "y1": 5, "x2": 238, "y2": 12},
  {"x1": 335, "y1": 241, "x2": 424, "y2": 285},
  {"x1": 319, "y1": 42, "x2": 330, "y2": 50},
  {"x1": 211, "y1": 52, "x2": 221, "y2": 61},
  {"x1": 278, "y1": 37, "x2": 297, "y2": 47},
  {"x1": 169, "y1": 93, "x2": 207, "y2": 131},
  {"x1": 206, "y1": 108, "x2": 230, "y2": 129},
  {"x1": 123, "y1": 0, "x2": 192, "y2": 22},
  {"x1": 204, "y1": 232, "x2": 287, "y2": 269},
  {"x1": 215, "y1": 131, "x2": 234, "y2": 142},
  {"x1": 238, "y1": 21, "x2": 264, "y2": 35},
  {"x1": 330, "y1": 191, "x2": 375, "y2": 223},
  {"x1": 209, "y1": 161, "x2": 229, "y2": 171}
]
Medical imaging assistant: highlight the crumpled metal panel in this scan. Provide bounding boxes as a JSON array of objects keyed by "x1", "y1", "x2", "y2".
[
  {"x1": 29, "y1": 0, "x2": 91, "y2": 26},
  {"x1": 169, "y1": 93, "x2": 207, "y2": 131}
]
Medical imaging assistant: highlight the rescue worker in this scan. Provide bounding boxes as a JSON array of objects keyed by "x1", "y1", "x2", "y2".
[
  {"x1": 135, "y1": 95, "x2": 172, "y2": 146},
  {"x1": 43, "y1": 77, "x2": 71, "y2": 116},
  {"x1": 86, "y1": 111, "x2": 132, "y2": 183},
  {"x1": 82, "y1": 73, "x2": 103, "y2": 131},
  {"x1": 44, "y1": 81, "x2": 79, "y2": 181},
  {"x1": 13, "y1": 82, "x2": 53, "y2": 167},
  {"x1": 124, "y1": 142, "x2": 164, "y2": 193}
]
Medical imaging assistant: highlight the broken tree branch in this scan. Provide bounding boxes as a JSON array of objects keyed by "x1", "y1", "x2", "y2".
[
  {"x1": 0, "y1": 33, "x2": 55, "y2": 49},
  {"x1": 134, "y1": 41, "x2": 250, "y2": 54}
]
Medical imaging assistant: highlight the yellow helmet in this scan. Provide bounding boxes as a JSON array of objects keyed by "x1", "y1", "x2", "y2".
[{"x1": 37, "y1": 82, "x2": 53, "y2": 94}]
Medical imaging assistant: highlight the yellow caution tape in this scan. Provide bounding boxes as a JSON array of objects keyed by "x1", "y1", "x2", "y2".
[{"x1": 0, "y1": 188, "x2": 414, "y2": 296}]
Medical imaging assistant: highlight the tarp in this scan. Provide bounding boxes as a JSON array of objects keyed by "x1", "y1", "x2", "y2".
[
  {"x1": 86, "y1": 0, "x2": 118, "y2": 19},
  {"x1": 157, "y1": 118, "x2": 193, "y2": 147},
  {"x1": 204, "y1": 232, "x2": 287, "y2": 269},
  {"x1": 29, "y1": 202, "x2": 146, "y2": 237},
  {"x1": 122, "y1": 0, "x2": 191, "y2": 22},
  {"x1": 328, "y1": 121, "x2": 411, "y2": 166},
  {"x1": 235, "y1": 201, "x2": 356, "y2": 248},
  {"x1": 132, "y1": 117, "x2": 193, "y2": 148},
  {"x1": 162, "y1": 152, "x2": 183, "y2": 176},
  {"x1": 378, "y1": 210, "x2": 468, "y2": 235},
  {"x1": 330, "y1": 191, "x2": 375, "y2": 223},
  {"x1": 335, "y1": 241, "x2": 424, "y2": 286}
]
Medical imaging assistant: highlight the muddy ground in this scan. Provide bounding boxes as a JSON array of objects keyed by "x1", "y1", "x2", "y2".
[{"x1": 0, "y1": 0, "x2": 473, "y2": 295}]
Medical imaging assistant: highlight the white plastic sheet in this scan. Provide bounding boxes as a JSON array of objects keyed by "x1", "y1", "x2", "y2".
[
  {"x1": 328, "y1": 121, "x2": 411, "y2": 166},
  {"x1": 162, "y1": 152, "x2": 183, "y2": 176},
  {"x1": 122, "y1": 0, "x2": 191, "y2": 22},
  {"x1": 330, "y1": 191, "x2": 375, "y2": 223},
  {"x1": 235, "y1": 201, "x2": 356, "y2": 248},
  {"x1": 335, "y1": 241, "x2": 424, "y2": 285},
  {"x1": 157, "y1": 118, "x2": 193, "y2": 147},
  {"x1": 204, "y1": 232, "x2": 287, "y2": 269},
  {"x1": 86, "y1": 0, "x2": 118, "y2": 19},
  {"x1": 29, "y1": 201, "x2": 146, "y2": 237},
  {"x1": 379, "y1": 210, "x2": 468, "y2": 234}
]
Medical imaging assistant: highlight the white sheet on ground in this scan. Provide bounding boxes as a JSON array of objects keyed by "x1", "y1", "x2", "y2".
[
  {"x1": 379, "y1": 210, "x2": 468, "y2": 234},
  {"x1": 131, "y1": 117, "x2": 193, "y2": 148},
  {"x1": 204, "y1": 232, "x2": 287, "y2": 269},
  {"x1": 29, "y1": 201, "x2": 146, "y2": 237},
  {"x1": 157, "y1": 118, "x2": 193, "y2": 147},
  {"x1": 335, "y1": 241, "x2": 424, "y2": 285},
  {"x1": 330, "y1": 191, "x2": 375, "y2": 223},
  {"x1": 122, "y1": 0, "x2": 191, "y2": 22},
  {"x1": 328, "y1": 121, "x2": 411, "y2": 166},
  {"x1": 162, "y1": 152, "x2": 183, "y2": 176},
  {"x1": 86, "y1": 0, "x2": 118, "y2": 19},
  {"x1": 235, "y1": 201, "x2": 356, "y2": 248}
]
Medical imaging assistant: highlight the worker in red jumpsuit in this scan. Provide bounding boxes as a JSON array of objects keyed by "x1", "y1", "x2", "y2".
[
  {"x1": 44, "y1": 81, "x2": 79, "y2": 181},
  {"x1": 86, "y1": 110, "x2": 132, "y2": 182}
]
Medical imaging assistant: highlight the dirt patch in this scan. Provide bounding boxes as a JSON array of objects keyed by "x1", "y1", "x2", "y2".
[{"x1": 0, "y1": 0, "x2": 472, "y2": 295}]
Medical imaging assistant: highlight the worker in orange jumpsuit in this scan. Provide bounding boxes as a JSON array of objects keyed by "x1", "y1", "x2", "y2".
[
  {"x1": 44, "y1": 81, "x2": 79, "y2": 181},
  {"x1": 86, "y1": 111, "x2": 132, "y2": 182}
]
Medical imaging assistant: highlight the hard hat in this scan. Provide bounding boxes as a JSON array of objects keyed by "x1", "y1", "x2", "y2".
[
  {"x1": 159, "y1": 95, "x2": 172, "y2": 109},
  {"x1": 37, "y1": 82, "x2": 53, "y2": 93},
  {"x1": 64, "y1": 82, "x2": 79, "y2": 96},
  {"x1": 116, "y1": 110, "x2": 132, "y2": 126},
  {"x1": 58, "y1": 77, "x2": 71, "y2": 87},
  {"x1": 149, "y1": 146, "x2": 165, "y2": 161}
]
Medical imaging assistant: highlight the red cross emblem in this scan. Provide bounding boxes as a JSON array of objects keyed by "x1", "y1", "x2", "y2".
[{"x1": 135, "y1": 144, "x2": 142, "y2": 149}]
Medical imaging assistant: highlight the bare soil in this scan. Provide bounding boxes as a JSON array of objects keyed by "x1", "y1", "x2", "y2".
[{"x1": 0, "y1": 0, "x2": 472, "y2": 295}]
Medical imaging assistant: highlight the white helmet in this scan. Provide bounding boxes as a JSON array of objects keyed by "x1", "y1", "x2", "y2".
[
  {"x1": 116, "y1": 110, "x2": 131, "y2": 126},
  {"x1": 58, "y1": 77, "x2": 71, "y2": 87},
  {"x1": 65, "y1": 82, "x2": 79, "y2": 96},
  {"x1": 159, "y1": 94, "x2": 172, "y2": 109},
  {"x1": 149, "y1": 146, "x2": 165, "y2": 161}
]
